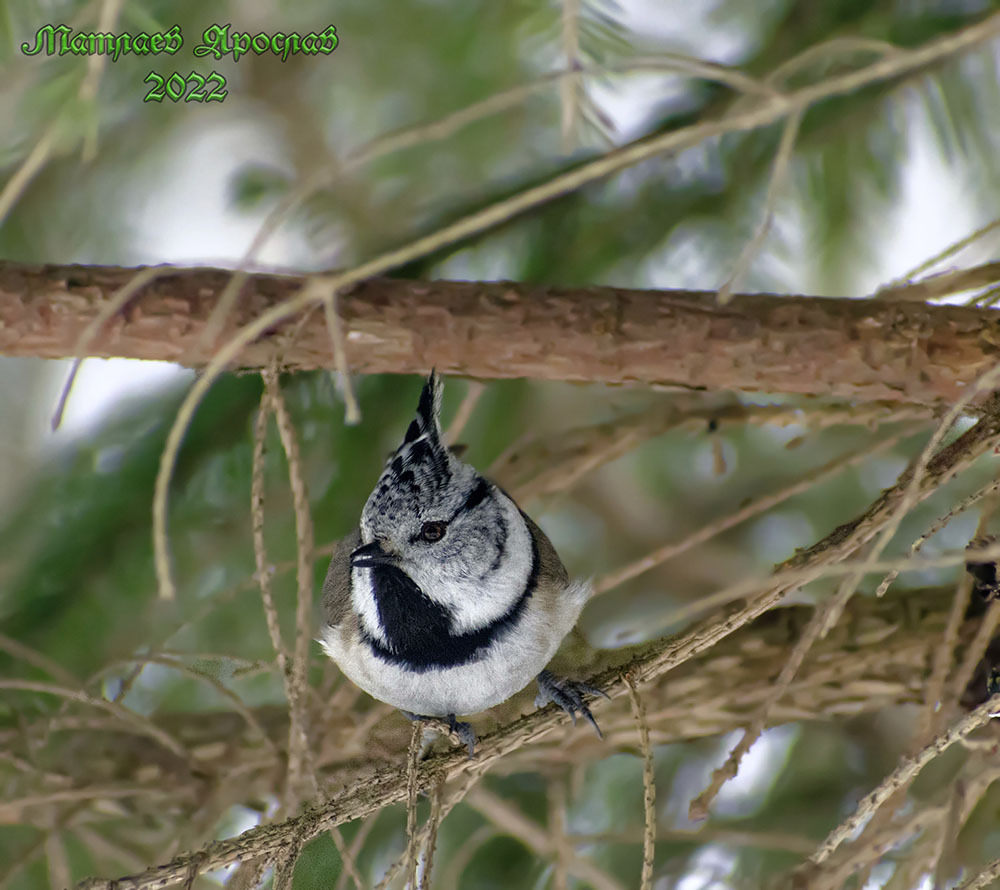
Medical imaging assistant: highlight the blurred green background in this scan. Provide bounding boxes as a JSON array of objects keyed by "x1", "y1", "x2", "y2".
[{"x1": 3, "y1": 1, "x2": 1000, "y2": 888}]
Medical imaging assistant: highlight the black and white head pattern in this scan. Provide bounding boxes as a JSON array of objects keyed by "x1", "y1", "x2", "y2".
[{"x1": 354, "y1": 372, "x2": 536, "y2": 671}]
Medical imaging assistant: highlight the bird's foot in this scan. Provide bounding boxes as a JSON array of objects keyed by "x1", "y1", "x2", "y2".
[
  {"x1": 400, "y1": 710, "x2": 477, "y2": 758},
  {"x1": 535, "y1": 670, "x2": 608, "y2": 739},
  {"x1": 446, "y1": 714, "x2": 477, "y2": 758}
]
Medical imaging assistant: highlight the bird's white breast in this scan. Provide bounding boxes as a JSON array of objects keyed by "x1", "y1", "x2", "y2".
[{"x1": 319, "y1": 583, "x2": 587, "y2": 716}]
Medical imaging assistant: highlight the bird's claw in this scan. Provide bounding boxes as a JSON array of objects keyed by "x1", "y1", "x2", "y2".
[
  {"x1": 400, "y1": 710, "x2": 477, "y2": 758},
  {"x1": 535, "y1": 670, "x2": 606, "y2": 739},
  {"x1": 447, "y1": 714, "x2": 478, "y2": 759}
]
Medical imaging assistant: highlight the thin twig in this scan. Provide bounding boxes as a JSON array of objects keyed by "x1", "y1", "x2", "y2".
[
  {"x1": 807, "y1": 693, "x2": 1000, "y2": 867},
  {"x1": 419, "y1": 774, "x2": 446, "y2": 890},
  {"x1": 466, "y1": 786, "x2": 627, "y2": 890},
  {"x1": 45, "y1": 820, "x2": 71, "y2": 890},
  {"x1": 917, "y1": 496, "x2": 997, "y2": 744},
  {"x1": 766, "y1": 36, "x2": 901, "y2": 88},
  {"x1": 873, "y1": 260, "x2": 1000, "y2": 303},
  {"x1": 716, "y1": 108, "x2": 802, "y2": 305},
  {"x1": 919, "y1": 575, "x2": 974, "y2": 741},
  {"x1": 0, "y1": 632, "x2": 82, "y2": 689},
  {"x1": 870, "y1": 359, "x2": 1000, "y2": 602},
  {"x1": 0, "y1": 679, "x2": 189, "y2": 762},
  {"x1": 0, "y1": 122, "x2": 58, "y2": 226},
  {"x1": 102, "y1": 654, "x2": 278, "y2": 757},
  {"x1": 73, "y1": 0, "x2": 126, "y2": 159},
  {"x1": 251, "y1": 386, "x2": 291, "y2": 678},
  {"x1": 955, "y1": 857, "x2": 1000, "y2": 890},
  {"x1": 344, "y1": 57, "x2": 776, "y2": 175},
  {"x1": 497, "y1": 402, "x2": 931, "y2": 505},
  {"x1": 333, "y1": 813, "x2": 378, "y2": 890},
  {"x1": 0, "y1": 749, "x2": 72, "y2": 784},
  {"x1": 325, "y1": 826, "x2": 366, "y2": 890},
  {"x1": 193, "y1": 273, "x2": 249, "y2": 356},
  {"x1": 73, "y1": 825, "x2": 148, "y2": 874},
  {"x1": 444, "y1": 381, "x2": 485, "y2": 447},
  {"x1": 375, "y1": 770, "x2": 483, "y2": 890},
  {"x1": 263, "y1": 370, "x2": 316, "y2": 811},
  {"x1": 405, "y1": 720, "x2": 422, "y2": 890},
  {"x1": 595, "y1": 426, "x2": 914, "y2": 596},
  {"x1": 50, "y1": 358, "x2": 83, "y2": 432},
  {"x1": 560, "y1": 0, "x2": 581, "y2": 152},
  {"x1": 689, "y1": 566, "x2": 860, "y2": 821},
  {"x1": 189, "y1": 166, "x2": 337, "y2": 358},
  {"x1": 0, "y1": 786, "x2": 173, "y2": 821},
  {"x1": 317, "y1": 282, "x2": 361, "y2": 425},
  {"x1": 571, "y1": 827, "x2": 817, "y2": 854},
  {"x1": 439, "y1": 826, "x2": 494, "y2": 890},
  {"x1": 549, "y1": 774, "x2": 569, "y2": 890},
  {"x1": 0, "y1": 804, "x2": 82, "y2": 890},
  {"x1": 813, "y1": 802, "x2": 944, "y2": 890},
  {"x1": 877, "y1": 216, "x2": 1000, "y2": 295},
  {"x1": 625, "y1": 674, "x2": 656, "y2": 890},
  {"x1": 930, "y1": 778, "x2": 967, "y2": 889},
  {"x1": 875, "y1": 477, "x2": 1000, "y2": 597}
]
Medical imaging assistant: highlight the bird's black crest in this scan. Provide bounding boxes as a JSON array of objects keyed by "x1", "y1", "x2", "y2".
[
  {"x1": 389, "y1": 371, "x2": 449, "y2": 482},
  {"x1": 366, "y1": 372, "x2": 453, "y2": 522},
  {"x1": 402, "y1": 371, "x2": 443, "y2": 446}
]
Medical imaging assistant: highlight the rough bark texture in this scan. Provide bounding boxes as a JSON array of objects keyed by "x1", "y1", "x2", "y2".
[
  {"x1": 0, "y1": 585, "x2": 977, "y2": 826},
  {"x1": 2, "y1": 262, "x2": 1000, "y2": 405}
]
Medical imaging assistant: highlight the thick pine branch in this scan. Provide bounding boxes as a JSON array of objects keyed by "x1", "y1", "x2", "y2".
[{"x1": 2, "y1": 262, "x2": 1000, "y2": 405}]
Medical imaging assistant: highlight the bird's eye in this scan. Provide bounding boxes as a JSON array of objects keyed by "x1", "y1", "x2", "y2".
[{"x1": 419, "y1": 521, "x2": 447, "y2": 542}]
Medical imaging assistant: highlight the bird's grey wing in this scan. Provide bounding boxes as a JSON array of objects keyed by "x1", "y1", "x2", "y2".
[
  {"x1": 521, "y1": 511, "x2": 569, "y2": 589},
  {"x1": 521, "y1": 510, "x2": 591, "y2": 617},
  {"x1": 321, "y1": 527, "x2": 362, "y2": 628}
]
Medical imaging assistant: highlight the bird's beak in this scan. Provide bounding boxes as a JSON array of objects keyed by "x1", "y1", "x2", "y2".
[{"x1": 350, "y1": 540, "x2": 397, "y2": 569}]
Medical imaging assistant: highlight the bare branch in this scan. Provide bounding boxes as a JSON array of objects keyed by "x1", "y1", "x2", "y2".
[
  {"x1": 263, "y1": 370, "x2": 317, "y2": 809},
  {"x1": 419, "y1": 775, "x2": 446, "y2": 890},
  {"x1": 687, "y1": 570, "x2": 857, "y2": 821},
  {"x1": 6, "y1": 263, "x2": 1000, "y2": 407},
  {"x1": 251, "y1": 386, "x2": 291, "y2": 677},
  {"x1": 594, "y1": 426, "x2": 915, "y2": 596},
  {"x1": 0, "y1": 679, "x2": 190, "y2": 764},
  {"x1": 405, "y1": 721, "x2": 422, "y2": 890},
  {"x1": 466, "y1": 786, "x2": 627, "y2": 890},
  {"x1": 806, "y1": 694, "x2": 1000, "y2": 868},
  {"x1": 716, "y1": 108, "x2": 802, "y2": 305},
  {"x1": 956, "y1": 857, "x2": 1000, "y2": 890},
  {"x1": 624, "y1": 675, "x2": 655, "y2": 890}
]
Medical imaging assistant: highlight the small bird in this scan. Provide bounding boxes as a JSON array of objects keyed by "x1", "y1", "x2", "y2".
[{"x1": 319, "y1": 371, "x2": 604, "y2": 754}]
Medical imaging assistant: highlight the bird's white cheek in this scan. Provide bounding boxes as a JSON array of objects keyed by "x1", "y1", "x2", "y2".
[{"x1": 351, "y1": 567, "x2": 388, "y2": 645}]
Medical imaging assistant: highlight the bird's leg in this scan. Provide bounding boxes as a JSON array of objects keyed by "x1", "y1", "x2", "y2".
[
  {"x1": 535, "y1": 670, "x2": 608, "y2": 739},
  {"x1": 400, "y1": 710, "x2": 477, "y2": 758}
]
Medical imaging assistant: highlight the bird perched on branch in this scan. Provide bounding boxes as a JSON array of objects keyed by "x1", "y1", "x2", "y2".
[{"x1": 319, "y1": 371, "x2": 604, "y2": 755}]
